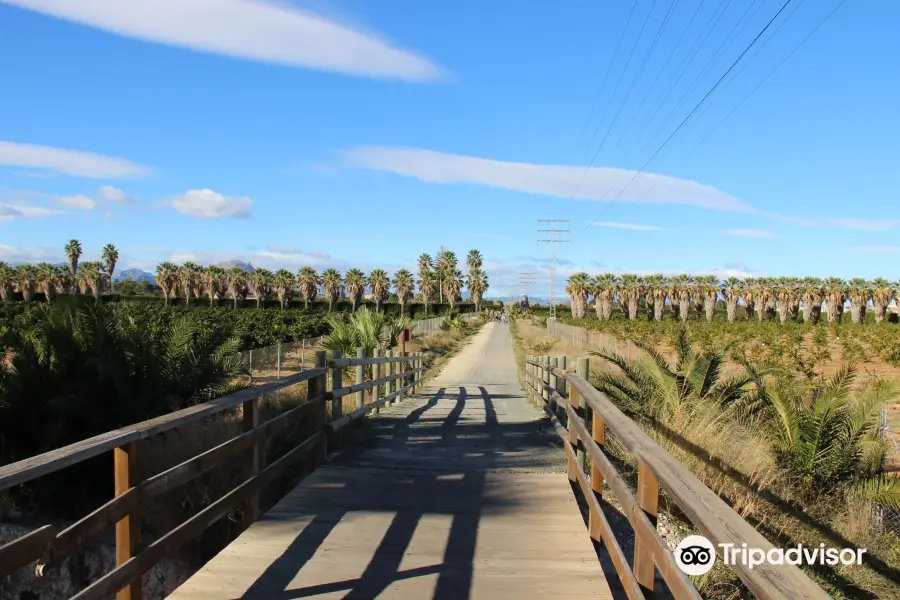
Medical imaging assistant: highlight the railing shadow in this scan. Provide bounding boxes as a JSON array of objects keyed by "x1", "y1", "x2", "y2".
[{"x1": 229, "y1": 384, "x2": 533, "y2": 600}]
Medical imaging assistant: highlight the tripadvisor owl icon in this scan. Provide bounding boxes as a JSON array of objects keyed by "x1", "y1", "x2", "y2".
[{"x1": 675, "y1": 535, "x2": 717, "y2": 576}]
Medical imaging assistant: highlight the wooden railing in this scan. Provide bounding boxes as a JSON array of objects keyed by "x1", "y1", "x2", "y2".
[
  {"x1": 0, "y1": 349, "x2": 425, "y2": 600},
  {"x1": 523, "y1": 355, "x2": 831, "y2": 600}
]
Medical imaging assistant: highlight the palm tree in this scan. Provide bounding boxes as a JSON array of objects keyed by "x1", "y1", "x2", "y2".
[
  {"x1": 227, "y1": 267, "x2": 248, "y2": 309},
  {"x1": 78, "y1": 261, "x2": 104, "y2": 297},
  {"x1": 670, "y1": 274, "x2": 694, "y2": 321},
  {"x1": 248, "y1": 268, "x2": 272, "y2": 308},
  {"x1": 202, "y1": 266, "x2": 226, "y2": 307},
  {"x1": 0, "y1": 262, "x2": 14, "y2": 301},
  {"x1": 345, "y1": 268, "x2": 366, "y2": 312},
  {"x1": 871, "y1": 278, "x2": 895, "y2": 323},
  {"x1": 14, "y1": 264, "x2": 38, "y2": 302},
  {"x1": 392, "y1": 269, "x2": 415, "y2": 315},
  {"x1": 178, "y1": 262, "x2": 202, "y2": 305},
  {"x1": 297, "y1": 266, "x2": 319, "y2": 310},
  {"x1": 65, "y1": 239, "x2": 82, "y2": 294},
  {"x1": 565, "y1": 272, "x2": 591, "y2": 319},
  {"x1": 799, "y1": 277, "x2": 824, "y2": 324},
  {"x1": 368, "y1": 269, "x2": 390, "y2": 312},
  {"x1": 443, "y1": 268, "x2": 463, "y2": 310},
  {"x1": 823, "y1": 277, "x2": 847, "y2": 323},
  {"x1": 321, "y1": 268, "x2": 342, "y2": 311},
  {"x1": 155, "y1": 262, "x2": 178, "y2": 305},
  {"x1": 696, "y1": 275, "x2": 719, "y2": 321},
  {"x1": 435, "y1": 248, "x2": 457, "y2": 305},
  {"x1": 467, "y1": 268, "x2": 489, "y2": 313},
  {"x1": 418, "y1": 270, "x2": 437, "y2": 316},
  {"x1": 417, "y1": 254, "x2": 435, "y2": 314},
  {"x1": 721, "y1": 277, "x2": 742, "y2": 322},
  {"x1": 36, "y1": 263, "x2": 61, "y2": 303},
  {"x1": 847, "y1": 278, "x2": 870, "y2": 324},
  {"x1": 591, "y1": 274, "x2": 617, "y2": 320},
  {"x1": 101, "y1": 244, "x2": 119, "y2": 294},
  {"x1": 273, "y1": 269, "x2": 295, "y2": 310},
  {"x1": 320, "y1": 306, "x2": 411, "y2": 358},
  {"x1": 618, "y1": 273, "x2": 641, "y2": 320},
  {"x1": 466, "y1": 249, "x2": 483, "y2": 272}
]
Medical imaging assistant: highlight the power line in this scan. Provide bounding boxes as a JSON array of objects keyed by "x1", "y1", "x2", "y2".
[
  {"x1": 577, "y1": 1, "x2": 640, "y2": 155},
  {"x1": 537, "y1": 220, "x2": 571, "y2": 320},
  {"x1": 572, "y1": 0, "x2": 659, "y2": 198},
  {"x1": 581, "y1": 0, "x2": 796, "y2": 235},
  {"x1": 692, "y1": 0, "x2": 846, "y2": 149}
]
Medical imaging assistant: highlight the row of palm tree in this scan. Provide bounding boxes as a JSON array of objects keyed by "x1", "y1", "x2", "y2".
[
  {"x1": 565, "y1": 273, "x2": 899, "y2": 324},
  {"x1": 1, "y1": 240, "x2": 491, "y2": 314},
  {"x1": 152, "y1": 250, "x2": 490, "y2": 313},
  {"x1": 0, "y1": 240, "x2": 119, "y2": 302}
]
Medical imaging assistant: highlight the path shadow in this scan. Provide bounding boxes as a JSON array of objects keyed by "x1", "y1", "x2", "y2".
[{"x1": 235, "y1": 385, "x2": 533, "y2": 600}]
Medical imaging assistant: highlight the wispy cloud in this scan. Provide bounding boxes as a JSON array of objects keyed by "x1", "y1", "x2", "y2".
[
  {"x1": 848, "y1": 245, "x2": 900, "y2": 255},
  {"x1": 98, "y1": 185, "x2": 140, "y2": 204},
  {"x1": 591, "y1": 221, "x2": 664, "y2": 231},
  {"x1": 0, "y1": 140, "x2": 152, "y2": 178},
  {"x1": 772, "y1": 214, "x2": 898, "y2": 231},
  {"x1": 2, "y1": 0, "x2": 444, "y2": 81},
  {"x1": 723, "y1": 229, "x2": 777, "y2": 239},
  {"x1": 52, "y1": 194, "x2": 97, "y2": 210},
  {"x1": 345, "y1": 147, "x2": 753, "y2": 212},
  {"x1": 166, "y1": 189, "x2": 253, "y2": 220}
]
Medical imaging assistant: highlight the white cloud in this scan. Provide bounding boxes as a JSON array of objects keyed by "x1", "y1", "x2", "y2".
[
  {"x1": 0, "y1": 140, "x2": 152, "y2": 179},
  {"x1": 98, "y1": 185, "x2": 140, "y2": 203},
  {"x1": 3, "y1": 0, "x2": 443, "y2": 81},
  {"x1": 345, "y1": 146, "x2": 753, "y2": 213},
  {"x1": 0, "y1": 244, "x2": 62, "y2": 262},
  {"x1": 773, "y1": 214, "x2": 897, "y2": 231},
  {"x1": 592, "y1": 221, "x2": 664, "y2": 231},
  {"x1": 724, "y1": 229, "x2": 777, "y2": 239},
  {"x1": 0, "y1": 202, "x2": 62, "y2": 222},
  {"x1": 848, "y1": 246, "x2": 900, "y2": 255},
  {"x1": 52, "y1": 194, "x2": 97, "y2": 210},
  {"x1": 168, "y1": 189, "x2": 253, "y2": 219}
]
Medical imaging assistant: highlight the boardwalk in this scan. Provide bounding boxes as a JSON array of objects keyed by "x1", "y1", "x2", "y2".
[{"x1": 169, "y1": 323, "x2": 612, "y2": 599}]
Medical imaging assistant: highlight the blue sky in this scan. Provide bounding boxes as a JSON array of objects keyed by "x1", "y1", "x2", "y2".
[{"x1": 1, "y1": 0, "x2": 898, "y2": 297}]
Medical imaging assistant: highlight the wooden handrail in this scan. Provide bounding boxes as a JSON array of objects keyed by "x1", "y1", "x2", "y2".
[
  {"x1": 0, "y1": 349, "x2": 426, "y2": 599},
  {"x1": 328, "y1": 355, "x2": 413, "y2": 367},
  {"x1": 0, "y1": 368, "x2": 327, "y2": 492},
  {"x1": 524, "y1": 357, "x2": 830, "y2": 600}
]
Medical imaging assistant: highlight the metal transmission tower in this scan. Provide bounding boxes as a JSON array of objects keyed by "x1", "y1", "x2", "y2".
[
  {"x1": 537, "y1": 220, "x2": 571, "y2": 320},
  {"x1": 518, "y1": 271, "x2": 536, "y2": 307}
]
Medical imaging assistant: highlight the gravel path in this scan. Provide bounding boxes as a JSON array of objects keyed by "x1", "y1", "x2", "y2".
[{"x1": 332, "y1": 323, "x2": 566, "y2": 473}]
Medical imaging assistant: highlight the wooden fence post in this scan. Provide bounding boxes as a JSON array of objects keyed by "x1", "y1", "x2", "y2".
[
  {"x1": 372, "y1": 348, "x2": 381, "y2": 413},
  {"x1": 387, "y1": 350, "x2": 395, "y2": 405},
  {"x1": 558, "y1": 355, "x2": 567, "y2": 396},
  {"x1": 330, "y1": 350, "x2": 342, "y2": 422},
  {"x1": 635, "y1": 460, "x2": 660, "y2": 596},
  {"x1": 589, "y1": 408, "x2": 606, "y2": 542},
  {"x1": 577, "y1": 357, "x2": 589, "y2": 473},
  {"x1": 242, "y1": 396, "x2": 260, "y2": 525},
  {"x1": 355, "y1": 347, "x2": 365, "y2": 411},
  {"x1": 114, "y1": 442, "x2": 142, "y2": 600},
  {"x1": 312, "y1": 351, "x2": 327, "y2": 465},
  {"x1": 541, "y1": 356, "x2": 550, "y2": 402}
]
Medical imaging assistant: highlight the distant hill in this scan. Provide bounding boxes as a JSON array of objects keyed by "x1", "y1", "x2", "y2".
[
  {"x1": 114, "y1": 268, "x2": 155, "y2": 283},
  {"x1": 217, "y1": 260, "x2": 254, "y2": 272}
]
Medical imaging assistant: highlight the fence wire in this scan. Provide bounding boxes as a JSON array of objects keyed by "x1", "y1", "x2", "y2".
[
  {"x1": 876, "y1": 408, "x2": 900, "y2": 536},
  {"x1": 241, "y1": 336, "x2": 324, "y2": 383}
]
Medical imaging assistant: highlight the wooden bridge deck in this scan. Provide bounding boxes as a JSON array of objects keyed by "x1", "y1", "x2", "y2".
[{"x1": 169, "y1": 324, "x2": 613, "y2": 599}]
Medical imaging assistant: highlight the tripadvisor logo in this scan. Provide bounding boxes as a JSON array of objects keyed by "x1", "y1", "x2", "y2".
[{"x1": 674, "y1": 535, "x2": 867, "y2": 575}]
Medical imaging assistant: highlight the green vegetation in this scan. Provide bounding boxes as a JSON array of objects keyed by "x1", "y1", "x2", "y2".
[
  {"x1": 589, "y1": 330, "x2": 900, "y2": 598},
  {"x1": 0, "y1": 298, "x2": 249, "y2": 516}
]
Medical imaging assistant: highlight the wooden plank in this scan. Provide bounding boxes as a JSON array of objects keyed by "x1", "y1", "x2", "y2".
[
  {"x1": 328, "y1": 366, "x2": 425, "y2": 400},
  {"x1": 114, "y1": 443, "x2": 141, "y2": 600},
  {"x1": 169, "y1": 468, "x2": 613, "y2": 600},
  {"x1": 0, "y1": 368, "x2": 326, "y2": 492},
  {"x1": 0, "y1": 525, "x2": 58, "y2": 576},
  {"x1": 242, "y1": 396, "x2": 261, "y2": 525},
  {"x1": 634, "y1": 461, "x2": 659, "y2": 597}
]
